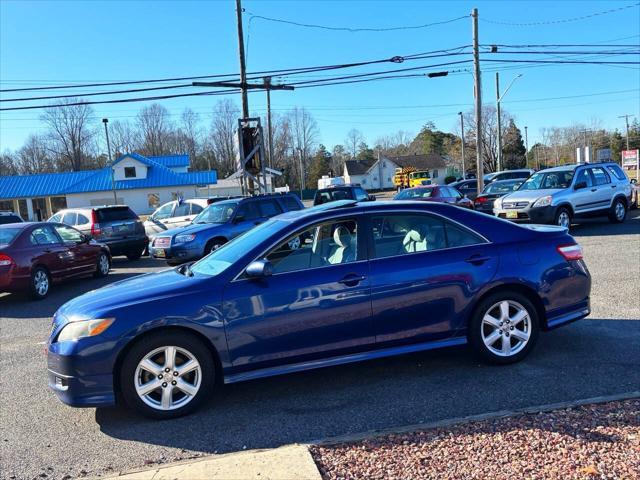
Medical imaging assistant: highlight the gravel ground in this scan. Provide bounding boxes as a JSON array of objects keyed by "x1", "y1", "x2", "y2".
[{"x1": 311, "y1": 399, "x2": 640, "y2": 480}]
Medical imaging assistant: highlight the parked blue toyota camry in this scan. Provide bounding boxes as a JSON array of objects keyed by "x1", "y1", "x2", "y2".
[{"x1": 47, "y1": 200, "x2": 591, "y2": 418}]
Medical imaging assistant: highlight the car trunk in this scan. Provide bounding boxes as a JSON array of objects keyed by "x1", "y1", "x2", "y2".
[{"x1": 95, "y1": 207, "x2": 144, "y2": 240}]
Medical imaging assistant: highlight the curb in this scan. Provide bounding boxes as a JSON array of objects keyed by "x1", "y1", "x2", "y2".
[{"x1": 309, "y1": 390, "x2": 640, "y2": 446}]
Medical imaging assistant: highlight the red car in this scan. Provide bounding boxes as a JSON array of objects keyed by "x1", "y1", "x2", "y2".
[
  {"x1": 0, "y1": 222, "x2": 111, "y2": 300},
  {"x1": 394, "y1": 185, "x2": 475, "y2": 209}
]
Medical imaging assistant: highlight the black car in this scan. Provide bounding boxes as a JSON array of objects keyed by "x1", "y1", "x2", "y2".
[
  {"x1": 449, "y1": 179, "x2": 479, "y2": 201},
  {"x1": 474, "y1": 179, "x2": 524, "y2": 214},
  {"x1": 0, "y1": 211, "x2": 24, "y2": 225},
  {"x1": 313, "y1": 185, "x2": 375, "y2": 206}
]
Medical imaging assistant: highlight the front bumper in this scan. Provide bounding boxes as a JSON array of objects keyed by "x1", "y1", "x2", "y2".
[
  {"x1": 494, "y1": 205, "x2": 556, "y2": 224},
  {"x1": 150, "y1": 240, "x2": 202, "y2": 263}
]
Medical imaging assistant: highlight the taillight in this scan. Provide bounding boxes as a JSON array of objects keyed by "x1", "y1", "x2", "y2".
[
  {"x1": 91, "y1": 210, "x2": 102, "y2": 237},
  {"x1": 557, "y1": 243, "x2": 583, "y2": 261},
  {"x1": 0, "y1": 253, "x2": 15, "y2": 267},
  {"x1": 475, "y1": 196, "x2": 488, "y2": 204}
]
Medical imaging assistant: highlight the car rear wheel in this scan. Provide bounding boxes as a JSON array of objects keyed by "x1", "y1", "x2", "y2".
[
  {"x1": 469, "y1": 292, "x2": 539, "y2": 365},
  {"x1": 94, "y1": 252, "x2": 110, "y2": 278},
  {"x1": 29, "y1": 267, "x2": 50, "y2": 300},
  {"x1": 608, "y1": 198, "x2": 627, "y2": 223},
  {"x1": 119, "y1": 331, "x2": 215, "y2": 419},
  {"x1": 554, "y1": 207, "x2": 572, "y2": 229}
]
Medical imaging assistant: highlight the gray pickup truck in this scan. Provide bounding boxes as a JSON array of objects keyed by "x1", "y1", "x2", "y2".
[{"x1": 493, "y1": 162, "x2": 632, "y2": 228}]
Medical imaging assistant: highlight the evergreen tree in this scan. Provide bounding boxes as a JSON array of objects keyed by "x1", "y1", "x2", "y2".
[
  {"x1": 308, "y1": 144, "x2": 332, "y2": 188},
  {"x1": 502, "y1": 120, "x2": 527, "y2": 169}
]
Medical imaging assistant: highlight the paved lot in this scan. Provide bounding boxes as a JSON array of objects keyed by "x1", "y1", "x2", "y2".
[{"x1": 1, "y1": 213, "x2": 639, "y2": 480}]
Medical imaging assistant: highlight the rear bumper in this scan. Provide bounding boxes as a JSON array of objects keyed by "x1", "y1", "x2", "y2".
[
  {"x1": 544, "y1": 298, "x2": 590, "y2": 330},
  {"x1": 0, "y1": 267, "x2": 28, "y2": 292},
  {"x1": 101, "y1": 237, "x2": 148, "y2": 256}
]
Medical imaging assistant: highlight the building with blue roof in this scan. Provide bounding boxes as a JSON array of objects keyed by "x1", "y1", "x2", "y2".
[{"x1": 0, "y1": 153, "x2": 217, "y2": 220}]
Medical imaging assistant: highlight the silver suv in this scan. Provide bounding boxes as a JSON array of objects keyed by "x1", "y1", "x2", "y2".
[{"x1": 493, "y1": 162, "x2": 632, "y2": 228}]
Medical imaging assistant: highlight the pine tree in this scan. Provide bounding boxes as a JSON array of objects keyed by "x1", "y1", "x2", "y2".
[
  {"x1": 502, "y1": 120, "x2": 526, "y2": 169},
  {"x1": 308, "y1": 145, "x2": 332, "y2": 188}
]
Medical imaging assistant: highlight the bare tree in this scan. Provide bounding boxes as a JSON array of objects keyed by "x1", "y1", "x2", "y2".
[
  {"x1": 345, "y1": 128, "x2": 364, "y2": 159},
  {"x1": 0, "y1": 150, "x2": 19, "y2": 176},
  {"x1": 41, "y1": 98, "x2": 96, "y2": 171},
  {"x1": 17, "y1": 134, "x2": 55, "y2": 174},
  {"x1": 463, "y1": 105, "x2": 512, "y2": 173},
  {"x1": 288, "y1": 107, "x2": 318, "y2": 189},
  {"x1": 109, "y1": 120, "x2": 139, "y2": 157},
  {"x1": 209, "y1": 99, "x2": 240, "y2": 177},
  {"x1": 136, "y1": 104, "x2": 173, "y2": 156}
]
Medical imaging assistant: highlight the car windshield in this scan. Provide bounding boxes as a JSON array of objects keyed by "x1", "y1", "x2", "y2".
[
  {"x1": 315, "y1": 189, "x2": 351, "y2": 204},
  {"x1": 190, "y1": 219, "x2": 284, "y2": 276},
  {"x1": 518, "y1": 171, "x2": 574, "y2": 190},
  {"x1": 484, "y1": 181, "x2": 522, "y2": 194},
  {"x1": 395, "y1": 188, "x2": 434, "y2": 199},
  {"x1": 0, "y1": 227, "x2": 21, "y2": 246},
  {"x1": 192, "y1": 202, "x2": 238, "y2": 224}
]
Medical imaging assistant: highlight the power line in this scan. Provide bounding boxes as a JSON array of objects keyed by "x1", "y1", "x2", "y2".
[
  {"x1": 482, "y1": 2, "x2": 639, "y2": 26},
  {"x1": 246, "y1": 11, "x2": 468, "y2": 32},
  {"x1": 482, "y1": 59, "x2": 640, "y2": 65}
]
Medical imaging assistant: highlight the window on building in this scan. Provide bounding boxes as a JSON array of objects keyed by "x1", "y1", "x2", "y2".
[
  {"x1": 124, "y1": 167, "x2": 136, "y2": 178},
  {"x1": 50, "y1": 197, "x2": 67, "y2": 213},
  {"x1": 148, "y1": 194, "x2": 160, "y2": 208},
  {"x1": 0, "y1": 200, "x2": 13, "y2": 211},
  {"x1": 432, "y1": 169, "x2": 438, "y2": 178},
  {"x1": 17, "y1": 200, "x2": 28, "y2": 220}
]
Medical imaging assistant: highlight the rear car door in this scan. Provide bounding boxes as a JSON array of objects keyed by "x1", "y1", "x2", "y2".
[
  {"x1": 257, "y1": 198, "x2": 283, "y2": 221},
  {"x1": 223, "y1": 215, "x2": 373, "y2": 370},
  {"x1": 367, "y1": 212, "x2": 498, "y2": 346},
  {"x1": 51, "y1": 224, "x2": 96, "y2": 275},
  {"x1": 588, "y1": 167, "x2": 614, "y2": 211}
]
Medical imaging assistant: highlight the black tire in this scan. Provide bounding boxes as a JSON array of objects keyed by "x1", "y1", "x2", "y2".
[
  {"x1": 468, "y1": 291, "x2": 540, "y2": 365},
  {"x1": 126, "y1": 249, "x2": 143, "y2": 261},
  {"x1": 119, "y1": 331, "x2": 215, "y2": 419},
  {"x1": 93, "y1": 252, "x2": 110, "y2": 278},
  {"x1": 554, "y1": 207, "x2": 572, "y2": 229},
  {"x1": 608, "y1": 198, "x2": 627, "y2": 223},
  {"x1": 29, "y1": 266, "x2": 51, "y2": 300},
  {"x1": 206, "y1": 239, "x2": 226, "y2": 254}
]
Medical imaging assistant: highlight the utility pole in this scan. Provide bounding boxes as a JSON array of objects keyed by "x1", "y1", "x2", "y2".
[
  {"x1": 235, "y1": 0, "x2": 249, "y2": 119},
  {"x1": 458, "y1": 112, "x2": 466, "y2": 179},
  {"x1": 102, "y1": 118, "x2": 117, "y2": 204},
  {"x1": 524, "y1": 125, "x2": 529, "y2": 167},
  {"x1": 472, "y1": 8, "x2": 484, "y2": 192},
  {"x1": 619, "y1": 114, "x2": 631, "y2": 150},
  {"x1": 495, "y1": 72, "x2": 502, "y2": 172},
  {"x1": 264, "y1": 76, "x2": 274, "y2": 172}
]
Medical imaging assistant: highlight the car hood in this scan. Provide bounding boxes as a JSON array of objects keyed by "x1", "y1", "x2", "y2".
[
  {"x1": 502, "y1": 189, "x2": 561, "y2": 203},
  {"x1": 54, "y1": 268, "x2": 205, "y2": 325},
  {"x1": 158, "y1": 222, "x2": 224, "y2": 237}
]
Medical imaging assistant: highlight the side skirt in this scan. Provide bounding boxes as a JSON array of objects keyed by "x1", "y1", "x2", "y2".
[{"x1": 223, "y1": 336, "x2": 468, "y2": 384}]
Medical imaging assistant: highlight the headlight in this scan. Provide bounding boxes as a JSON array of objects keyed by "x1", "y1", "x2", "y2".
[
  {"x1": 494, "y1": 197, "x2": 503, "y2": 209},
  {"x1": 57, "y1": 318, "x2": 114, "y2": 342},
  {"x1": 175, "y1": 234, "x2": 196, "y2": 244},
  {"x1": 533, "y1": 195, "x2": 552, "y2": 207}
]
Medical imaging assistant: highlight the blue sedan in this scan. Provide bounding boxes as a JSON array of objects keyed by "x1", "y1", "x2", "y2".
[{"x1": 47, "y1": 200, "x2": 591, "y2": 418}]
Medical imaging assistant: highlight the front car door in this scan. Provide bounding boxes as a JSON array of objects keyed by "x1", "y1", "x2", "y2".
[
  {"x1": 571, "y1": 168, "x2": 596, "y2": 214},
  {"x1": 145, "y1": 202, "x2": 176, "y2": 236},
  {"x1": 222, "y1": 215, "x2": 373, "y2": 372},
  {"x1": 51, "y1": 224, "x2": 96, "y2": 275},
  {"x1": 367, "y1": 211, "x2": 498, "y2": 346}
]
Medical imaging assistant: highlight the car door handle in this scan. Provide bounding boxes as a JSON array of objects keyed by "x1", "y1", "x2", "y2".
[
  {"x1": 338, "y1": 274, "x2": 366, "y2": 286},
  {"x1": 611, "y1": 185, "x2": 617, "y2": 189},
  {"x1": 590, "y1": 188, "x2": 597, "y2": 192},
  {"x1": 465, "y1": 255, "x2": 491, "y2": 265}
]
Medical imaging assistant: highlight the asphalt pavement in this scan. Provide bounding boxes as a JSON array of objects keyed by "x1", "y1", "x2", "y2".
[{"x1": 1, "y1": 212, "x2": 638, "y2": 480}]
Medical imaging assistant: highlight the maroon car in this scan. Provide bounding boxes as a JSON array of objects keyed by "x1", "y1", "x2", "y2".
[
  {"x1": 0, "y1": 222, "x2": 111, "y2": 300},
  {"x1": 393, "y1": 185, "x2": 475, "y2": 209}
]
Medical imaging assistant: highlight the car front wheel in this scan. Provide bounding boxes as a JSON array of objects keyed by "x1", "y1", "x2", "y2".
[
  {"x1": 120, "y1": 331, "x2": 215, "y2": 419},
  {"x1": 554, "y1": 207, "x2": 572, "y2": 229},
  {"x1": 469, "y1": 292, "x2": 540, "y2": 365}
]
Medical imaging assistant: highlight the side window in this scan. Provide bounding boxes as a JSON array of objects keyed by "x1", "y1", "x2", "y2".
[
  {"x1": 49, "y1": 213, "x2": 62, "y2": 223},
  {"x1": 62, "y1": 212, "x2": 77, "y2": 225},
  {"x1": 574, "y1": 169, "x2": 593, "y2": 188},
  {"x1": 189, "y1": 203, "x2": 204, "y2": 215},
  {"x1": 591, "y1": 167, "x2": 611, "y2": 186},
  {"x1": 371, "y1": 214, "x2": 446, "y2": 258},
  {"x1": 53, "y1": 225, "x2": 83, "y2": 244},
  {"x1": 282, "y1": 196, "x2": 302, "y2": 211},
  {"x1": 607, "y1": 165, "x2": 628, "y2": 181},
  {"x1": 174, "y1": 203, "x2": 191, "y2": 217},
  {"x1": 236, "y1": 202, "x2": 260, "y2": 221},
  {"x1": 76, "y1": 213, "x2": 90, "y2": 225},
  {"x1": 354, "y1": 188, "x2": 369, "y2": 202},
  {"x1": 30, "y1": 226, "x2": 60, "y2": 245},
  {"x1": 258, "y1": 200, "x2": 283, "y2": 218},
  {"x1": 264, "y1": 219, "x2": 358, "y2": 274},
  {"x1": 445, "y1": 222, "x2": 485, "y2": 248},
  {"x1": 153, "y1": 202, "x2": 174, "y2": 220}
]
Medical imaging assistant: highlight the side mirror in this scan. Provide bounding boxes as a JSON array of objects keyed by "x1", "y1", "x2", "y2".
[
  {"x1": 246, "y1": 259, "x2": 273, "y2": 279},
  {"x1": 574, "y1": 181, "x2": 587, "y2": 190},
  {"x1": 233, "y1": 214, "x2": 245, "y2": 224},
  {"x1": 81, "y1": 234, "x2": 91, "y2": 243},
  {"x1": 631, "y1": 178, "x2": 638, "y2": 185},
  {"x1": 368, "y1": 194, "x2": 376, "y2": 201}
]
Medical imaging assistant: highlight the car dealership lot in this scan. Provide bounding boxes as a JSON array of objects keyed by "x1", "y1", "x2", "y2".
[{"x1": 1, "y1": 214, "x2": 639, "y2": 480}]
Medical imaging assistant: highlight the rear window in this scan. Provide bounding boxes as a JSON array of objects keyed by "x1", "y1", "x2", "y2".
[
  {"x1": 0, "y1": 227, "x2": 21, "y2": 245},
  {"x1": 0, "y1": 215, "x2": 22, "y2": 225},
  {"x1": 96, "y1": 207, "x2": 137, "y2": 222}
]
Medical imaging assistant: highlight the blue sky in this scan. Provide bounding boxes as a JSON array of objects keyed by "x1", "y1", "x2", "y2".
[{"x1": 0, "y1": 0, "x2": 639, "y2": 153}]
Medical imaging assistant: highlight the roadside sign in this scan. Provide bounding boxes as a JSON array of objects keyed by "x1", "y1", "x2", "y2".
[
  {"x1": 596, "y1": 148, "x2": 611, "y2": 161},
  {"x1": 622, "y1": 149, "x2": 639, "y2": 167}
]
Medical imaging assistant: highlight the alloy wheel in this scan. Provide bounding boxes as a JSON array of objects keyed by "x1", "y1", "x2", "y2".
[
  {"x1": 34, "y1": 270, "x2": 49, "y2": 296},
  {"x1": 134, "y1": 346, "x2": 202, "y2": 411},
  {"x1": 481, "y1": 300, "x2": 531, "y2": 357},
  {"x1": 557, "y1": 211, "x2": 570, "y2": 228},
  {"x1": 98, "y1": 254, "x2": 110, "y2": 275},
  {"x1": 615, "y1": 202, "x2": 625, "y2": 221}
]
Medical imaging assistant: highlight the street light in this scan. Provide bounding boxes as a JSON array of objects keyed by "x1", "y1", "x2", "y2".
[
  {"x1": 102, "y1": 118, "x2": 118, "y2": 204},
  {"x1": 496, "y1": 73, "x2": 523, "y2": 172}
]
